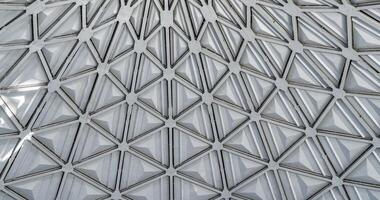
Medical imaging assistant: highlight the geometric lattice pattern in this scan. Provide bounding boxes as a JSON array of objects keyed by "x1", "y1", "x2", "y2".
[{"x1": 0, "y1": 0, "x2": 380, "y2": 199}]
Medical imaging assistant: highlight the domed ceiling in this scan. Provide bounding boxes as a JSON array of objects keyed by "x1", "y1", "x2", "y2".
[{"x1": 0, "y1": 0, "x2": 379, "y2": 199}]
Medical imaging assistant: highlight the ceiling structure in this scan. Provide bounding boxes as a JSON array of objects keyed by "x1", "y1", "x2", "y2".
[{"x1": 0, "y1": 0, "x2": 380, "y2": 199}]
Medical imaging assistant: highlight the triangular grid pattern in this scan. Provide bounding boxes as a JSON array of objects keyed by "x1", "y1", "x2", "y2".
[{"x1": 0, "y1": 0, "x2": 380, "y2": 199}]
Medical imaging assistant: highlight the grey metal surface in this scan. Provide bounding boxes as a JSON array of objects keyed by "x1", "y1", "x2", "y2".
[{"x1": 0, "y1": 0, "x2": 380, "y2": 199}]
